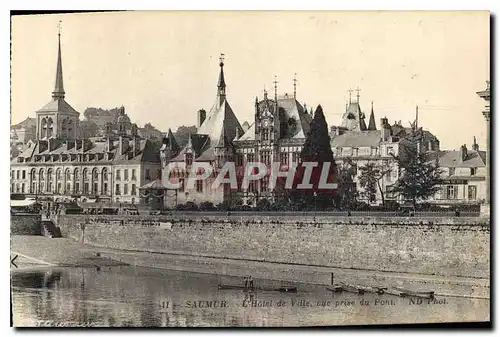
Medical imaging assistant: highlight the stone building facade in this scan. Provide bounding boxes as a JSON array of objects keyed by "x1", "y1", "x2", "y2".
[
  {"x1": 10, "y1": 31, "x2": 161, "y2": 204},
  {"x1": 331, "y1": 100, "x2": 441, "y2": 205},
  {"x1": 430, "y1": 139, "x2": 487, "y2": 205},
  {"x1": 158, "y1": 56, "x2": 479, "y2": 208},
  {"x1": 160, "y1": 58, "x2": 312, "y2": 207}
]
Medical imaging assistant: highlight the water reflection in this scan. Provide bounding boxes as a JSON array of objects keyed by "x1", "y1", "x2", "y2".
[{"x1": 11, "y1": 266, "x2": 489, "y2": 327}]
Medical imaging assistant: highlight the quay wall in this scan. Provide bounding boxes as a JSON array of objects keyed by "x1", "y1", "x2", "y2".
[
  {"x1": 55, "y1": 214, "x2": 490, "y2": 279},
  {"x1": 11, "y1": 213, "x2": 42, "y2": 235}
]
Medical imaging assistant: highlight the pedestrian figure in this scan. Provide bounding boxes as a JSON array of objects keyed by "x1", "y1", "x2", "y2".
[
  {"x1": 244, "y1": 276, "x2": 248, "y2": 289},
  {"x1": 249, "y1": 276, "x2": 254, "y2": 289}
]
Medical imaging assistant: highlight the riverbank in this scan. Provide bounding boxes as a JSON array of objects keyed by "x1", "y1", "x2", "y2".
[
  {"x1": 11, "y1": 235, "x2": 126, "y2": 269},
  {"x1": 10, "y1": 235, "x2": 490, "y2": 299}
]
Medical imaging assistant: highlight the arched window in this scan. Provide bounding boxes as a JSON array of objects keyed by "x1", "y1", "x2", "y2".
[
  {"x1": 39, "y1": 168, "x2": 45, "y2": 181},
  {"x1": 31, "y1": 168, "x2": 37, "y2": 181},
  {"x1": 41, "y1": 118, "x2": 47, "y2": 138},
  {"x1": 47, "y1": 168, "x2": 53, "y2": 192},
  {"x1": 65, "y1": 169, "x2": 71, "y2": 181},
  {"x1": 61, "y1": 119, "x2": 68, "y2": 138},
  {"x1": 92, "y1": 168, "x2": 99, "y2": 180},
  {"x1": 47, "y1": 118, "x2": 54, "y2": 138},
  {"x1": 47, "y1": 168, "x2": 53, "y2": 182},
  {"x1": 102, "y1": 168, "x2": 108, "y2": 180},
  {"x1": 82, "y1": 168, "x2": 88, "y2": 181},
  {"x1": 73, "y1": 168, "x2": 80, "y2": 194},
  {"x1": 56, "y1": 168, "x2": 62, "y2": 181}
]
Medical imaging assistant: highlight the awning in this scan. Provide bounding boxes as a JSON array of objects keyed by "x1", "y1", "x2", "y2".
[{"x1": 10, "y1": 199, "x2": 37, "y2": 208}]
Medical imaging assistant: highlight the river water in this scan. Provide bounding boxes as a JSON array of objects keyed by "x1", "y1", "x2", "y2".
[{"x1": 11, "y1": 266, "x2": 489, "y2": 327}]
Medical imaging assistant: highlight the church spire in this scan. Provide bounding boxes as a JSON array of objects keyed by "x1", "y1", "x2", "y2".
[
  {"x1": 368, "y1": 101, "x2": 377, "y2": 130},
  {"x1": 52, "y1": 21, "x2": 65, "y2": 100},
  {"x1": 216, "y1": 53, "x2": 226, "y2": 106}
]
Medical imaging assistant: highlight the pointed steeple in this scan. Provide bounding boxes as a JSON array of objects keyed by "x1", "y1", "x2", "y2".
[
  {"x1": 166, "y1": 128, "x2": 180, "y2": 152},
  {"x1": 368, "y1": 101, "x2": 377, "y2": 130},
  {"x1": 52, "y1": 21, "x2": 65, "y2": 100},
  {"x1": 216, "y1": 53, "x2": 226, "y2": 107}
]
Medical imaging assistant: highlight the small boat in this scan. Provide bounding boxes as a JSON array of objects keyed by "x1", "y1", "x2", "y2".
[
  {"x1": 218, "y1": 284, "x2": 253, "y2": 291},
  {"x1": 341, "y1": 283, "x2": 366, "y2": 294},
  {"x1": 393, "y1": 287, "x2": 435, "y2": 299},
  {"x1": 385, "y1": 288, "x2": 407, "y2": 297},
  {"x1": 326, "y1": 285, "x2": 343, "y2": 293},
  {"x1": 218, "y1": 284, "x2": 297, "y2": 293},
  {"x1": 336, "y1": 283, "x2": 387, "y2": 295}
]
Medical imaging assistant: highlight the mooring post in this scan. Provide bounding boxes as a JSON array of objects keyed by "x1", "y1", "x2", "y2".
[{"x1": 331, "y1": 273, "x2": 334, "y2": 285}]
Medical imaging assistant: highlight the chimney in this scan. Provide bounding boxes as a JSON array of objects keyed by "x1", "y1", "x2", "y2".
[
  {"x1": 460, "y1": 144, "x2": 468, "y2": 162},
  {"x1": 106, "y1": 137, "x2": 113, "y2": 152},
  {"x1": 380, "y1": 117, "x2": 390, "y2": 141},
  {"x1": 197, "y1": 109, "x2": 206, "y2": 128},
  {"x1": 472, "y1": 136, "x2": 479, "y2": 151},
  {"x1": 48, "y1": 138, "x2": 57, "y2": 152},
  {"x1": 119, "y1": 136, "x2": 128, "y2": 155},
  {"x1": 132, "y1": 137, "x2": 141, "y2": 157}
]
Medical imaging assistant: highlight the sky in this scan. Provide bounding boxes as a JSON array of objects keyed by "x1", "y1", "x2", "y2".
[{"x1": 11, "y1": 11, "x2": 490, "y2": 150}]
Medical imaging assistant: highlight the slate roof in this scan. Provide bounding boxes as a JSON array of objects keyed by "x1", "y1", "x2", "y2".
[
  {"x1": 340, "y1": 101, "x2": 366, "y2": 131},
  {"x1": 11, "y1": 137, "x2": 160, "y2": 165},
  {"x1": 431, "y1": 150, "x2": 486, "y2": 168},
  {"x1": 160, "y1": 129, "x2": 180, "y2": 153},
  {"x1": 197, "y1": 99, "x2": 243, "y2": 148},
  {"x1": 237, "y1": 96, "x2": 312, "y2": 141},
  {"x1": 12, "y1": 117, "x2": 36, "y2": 130},
  {"x1": 367, "y1": 109, "x2": 376, "y2": 131},
  {"x1": 331, "y1": 130, "x2": 383, "y2": 148},
  {"x1": 170, "y1": 134, "x2": 211, "y2": 162},
  {"x1": 37, "y1": 98, "x2": 79, "y2": 116}
]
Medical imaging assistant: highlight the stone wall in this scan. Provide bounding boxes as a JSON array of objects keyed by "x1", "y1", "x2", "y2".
[
  {"x1": 11, "y1": 213, "x2": 42, "y2": 235},
  {"x1": 56, "y1": 214, "x2": 490, "y2": 278}
]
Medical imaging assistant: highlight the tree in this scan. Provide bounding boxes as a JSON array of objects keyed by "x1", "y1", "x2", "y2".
[
  {"x1": 392, "y1": 130, "x2": 443, "y2": 208},
  {"x1": 358, "y1": 163, "x2": 391, "y2": 206},
  {"x1": 335, "y1": 159, "x2": 358, "y2": 210},
  {"x1": 79, "y1": 120, "x2": 99, "y2": 139},
  {"x1": 291, "y1": 105, "x2": 337, "y2": 210},
  {"x1": 174, "y1": 125, "x2": 197, "y2": 147}
]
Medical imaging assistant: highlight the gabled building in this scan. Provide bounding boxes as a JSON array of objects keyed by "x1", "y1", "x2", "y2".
[
  {"x1": 160, "y1": 57, "x2": 313, "y2": 207},
  {"x1": 10, "y1": 30, "x2": 161, "y2": 204},
  {"x1": 430, "y1": 138, "x2": 487, "y2": 204},
  {"x1": 331, "y1": 101, "x2": 440, "y2": 205}
]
